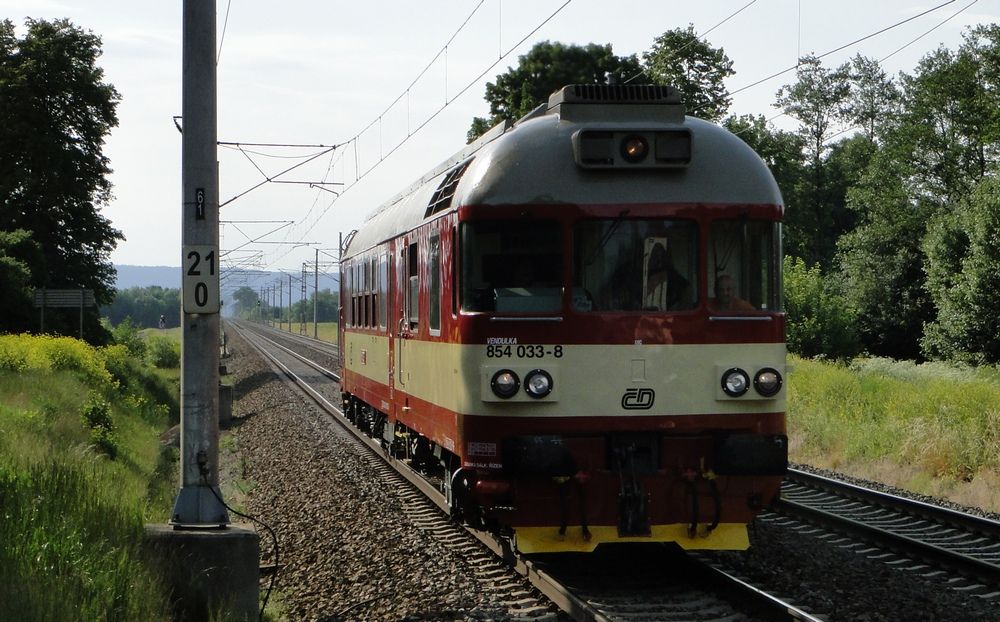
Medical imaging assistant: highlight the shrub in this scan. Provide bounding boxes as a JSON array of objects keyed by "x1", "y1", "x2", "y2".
[
  {"x1": 35, "y1": 335, "x2": 116, "y2": 391},
  {"x1": 921, "y1": 176, "x2": 1000, "y2": 364},
  {"x1": 0, "y1": 337, "x2": 29, "y2": 372},
  {"x1": 146, "y1": 335, "x2": 180, "y2": 369},
  {"x1": 111, "y1": 317, "x2": 147, "y2": 359},
  {"x1": 80, "y1": 395, "x2": 117, "y2": 459},
  {"x1": 784, "y1": 256, "x2": 862, "y2": 360}
]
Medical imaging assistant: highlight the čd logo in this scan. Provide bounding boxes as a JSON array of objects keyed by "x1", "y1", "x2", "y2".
[{"x1": 621, "y1": 388, "x2": 655, "y2": 410}]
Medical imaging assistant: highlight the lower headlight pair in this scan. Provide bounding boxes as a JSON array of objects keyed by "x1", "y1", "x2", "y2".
[
  {"x1": 721, "y1": 367, "x2": 782, "y2": 398},
  {"x1": 491, "y1": 369, "x2": 553, "y2": 399}
]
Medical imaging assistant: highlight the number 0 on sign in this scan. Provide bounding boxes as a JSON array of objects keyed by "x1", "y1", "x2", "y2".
[{"x1": 183, "y1": 245, "x2": 220, "y2": 313}]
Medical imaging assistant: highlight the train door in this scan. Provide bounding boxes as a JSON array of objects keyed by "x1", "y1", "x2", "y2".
[{"x1": 395, "y1": 239, "x2": 418, "y2": 390}]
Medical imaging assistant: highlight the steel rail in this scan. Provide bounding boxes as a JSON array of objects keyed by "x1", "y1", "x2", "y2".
[
  {"x1": 227, "y1": 321, "x2": 604, "y2": 621},
  {"x1": 228, "y1": 320, "x2": 830, "y2": 620},
  {"x1": 779, "y1": 468, "x2": 1000, "y2": 586}
]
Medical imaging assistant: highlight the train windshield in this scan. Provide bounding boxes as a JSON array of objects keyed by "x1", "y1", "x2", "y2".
[
  {"x1": 708, "y1": 220, "x2": 782, "y2": 312},
  {"x1": 460, "y1": 221, "x2": 563, "y2": 313},
  {"x1": 573, "y1": 219, "x2": 698, "y2": 312}
]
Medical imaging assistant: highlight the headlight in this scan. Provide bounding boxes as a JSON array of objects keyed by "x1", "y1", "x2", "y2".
[
  {"x1": 620, "y1": 134, "x2": 649, "y2": 163},
  {"x1": 754, "y1": 368, "x2": 783, "y2": 397},
  {"x1": 523, "y1": 369, "x2": 553, "y2": 399},
  {"x1": 721, "y1": 368, "x2": 750, "y2": 397},
  {"x1": 490, "y1": 370, "x2": 520, "y2": 399}
]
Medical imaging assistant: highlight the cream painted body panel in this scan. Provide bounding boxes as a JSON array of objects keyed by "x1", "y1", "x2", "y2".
[
  {"x1": 343, "y1": 333, "x2": 391, "y2": 386},
  {"x1": 352, "y1": 337, "x2": 786, "y2": 417}
]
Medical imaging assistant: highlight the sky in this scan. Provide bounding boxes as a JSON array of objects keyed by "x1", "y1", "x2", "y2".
[{"x1": 2, "y1": 0, "x2": 997, "y2": 294}]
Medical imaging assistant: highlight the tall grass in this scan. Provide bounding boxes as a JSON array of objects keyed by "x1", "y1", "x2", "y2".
[
  {"x1": 0, "y1": 334, "x2": 179, "y2": 621},
  {"x1": 788, "y1": 356, "x2": 1000, "y2": 482}
]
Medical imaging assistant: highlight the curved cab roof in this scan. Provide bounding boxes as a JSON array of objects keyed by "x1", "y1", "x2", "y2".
[{"x1": 345, "y1": 85, "x2": 783, "y2": 257}]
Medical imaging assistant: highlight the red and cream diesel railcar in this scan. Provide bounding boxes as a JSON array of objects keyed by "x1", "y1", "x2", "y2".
[{"x1": 339, "y1": 84, "x2": 787, "y2": 554}]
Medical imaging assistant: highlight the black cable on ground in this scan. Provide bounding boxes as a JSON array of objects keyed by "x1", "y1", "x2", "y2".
[{"x1": 201, "y1": 470, "x2": 280, "y2": 622}]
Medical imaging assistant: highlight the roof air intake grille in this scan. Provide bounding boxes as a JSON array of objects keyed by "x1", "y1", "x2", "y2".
[
  {"x1": 550, "y1": 84, "x2": 682, "y2": 107},
  {"x1": 425, "y1": 158, "x2": 473, "y2": 218}
]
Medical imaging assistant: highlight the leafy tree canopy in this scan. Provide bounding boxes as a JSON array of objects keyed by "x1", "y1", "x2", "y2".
[
  {"x1": 0, "y1": 229, "x2": 38, "y2": 332},
  {"x1": 834, "y1": 26, "x2": 1000, "y2": 361},
  {"x1": 783, "y1": 256, "x2": 861, "y2": 360},
  {"x1": 642, "y1": 25, "x2": 734, "y2": 121},
  {"x1": 0, "y1": 18, "x2": 122, "y2": 339},
  {"x1": 922, "y1": 176, "x2": 1000, "y2": 364},
  {"x1": 102, "y1": 286, "x2": 180, "y2": 329},
  {"x1": 467, "y1": 41, "x2": 640, "y2": 141},
  {"x1": 842, "y1": 53, "x2": 901, "y2": 143},
  {"x1": 776, "y1": 55, "x2": 851, "y2": 165},
  {"x1": 231, "y1": 286, "x2": 260, "y2": 316}
]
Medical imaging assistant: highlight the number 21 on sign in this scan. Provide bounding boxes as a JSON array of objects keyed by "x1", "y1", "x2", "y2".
[{"x1": 183, "y1": 245, "x2": 220, "y2": 313}]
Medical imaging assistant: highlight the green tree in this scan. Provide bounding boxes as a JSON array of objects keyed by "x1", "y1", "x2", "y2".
[
  {"x1": 775, "y1": 55, "x2": 851, "y2": 269},
  {"x1": 836, "y1": 150, "x2": 936, "y2": 361},
  {"x1": 643, "y1": 25, "x2": 735, "y2": 121},
  {"x1": 0, "y1": 18, "x2": 122, "y2": 340},
  {"x1": 110, "y1": 316, "x2": 147, "y2": 359},
  {"x1": 783, "y1": 256, "x2": 861, "y2": 360},
  {"x1": 843, "y1": 54, "x2": 901, "y2": 142},
  {"x1": 231, "y1": 286, "x2": 259, "y2": 316},
  {"x1": 836, "y1": 26, "x2": 1000, "y2": 360},
  {"x1": 467, "y1": 41, "x2": 641, "y2": 141},
  {"x1": 0, "y1": 229, "x2": 39, "y2": 332},
  {"x1": 102, "y1": 286, "x2": 180, "y2": 328},
  {"x1": 288, "y1": 289, "x2": 339, "y2": 324},
  {"x1": 922, "y1": 176, "x2": 1000, "y2": 363},
  {"x1": 897, "y1": 36, "x2": 997, "y2": 204}
]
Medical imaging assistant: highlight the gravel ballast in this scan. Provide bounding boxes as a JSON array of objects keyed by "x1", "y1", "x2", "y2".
[
  {"x1": 220, "y1": 330, "x2": 554, "y2": 621},
  {"x1": 219, "y1": 328, "x2": 998, "y2": 621}
]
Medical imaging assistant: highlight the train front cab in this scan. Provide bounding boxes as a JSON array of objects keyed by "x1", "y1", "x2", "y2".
[
  {"x1": 339, "y1": 85, "x2": 789, "y2": 554},
  {"x1": 453, "y1": 205, "x2": 788, "y2": 554}
]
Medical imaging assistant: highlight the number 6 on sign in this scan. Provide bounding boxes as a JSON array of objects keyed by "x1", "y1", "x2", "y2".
[{"x1": 183, "y1": 245, "x2": 220, "y2": 313}]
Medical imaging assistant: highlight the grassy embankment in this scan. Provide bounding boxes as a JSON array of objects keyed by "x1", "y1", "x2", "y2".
[
  {"x1": 0, "y1": 332, "x2": 180, "y2": 621},
  {"x1": 788, "y1": 355, "x2": 1000, "y2": 512},
  {"x1": 267, "y1": 320, "x2": 338, "y2": 343}
]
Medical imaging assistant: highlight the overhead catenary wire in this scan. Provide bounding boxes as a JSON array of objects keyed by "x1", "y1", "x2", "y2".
[
  {"x1": 217, "y1": 0, "x2": 233, "y2": 64},
  {"x1": 879, "y1": 0, "x2": 978, "y2": 63},
  {"x1": 714, "y1": 0, "x2": 959, "y2": 107},
  {"x1": 233, "y1": 0, "x2": 575, "y2": 274},
  {"x1": 238, "y1": 0, "x2": 969, "y2": 279},
  {"x1": 728, "y1": 0, "x2": 978, "y2": 141},
  {"x1": 283, "y1": 0, "x2": 575, "y2": 258},
  {"x1": 624, "y1": 0, "x2": 760, "y2": 84}
]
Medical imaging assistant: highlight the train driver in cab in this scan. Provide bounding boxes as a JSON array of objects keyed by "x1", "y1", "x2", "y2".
[{"x1": 709, "y1": 274, "x2": 755, "y2": 312}]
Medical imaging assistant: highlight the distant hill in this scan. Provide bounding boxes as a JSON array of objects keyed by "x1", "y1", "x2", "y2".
[
  {"x1": 114, "y1": 265, "x2": 340, "y2": 294},
  {"x1": 114, "y1": 265, "x2": 180, "y2": 290}
]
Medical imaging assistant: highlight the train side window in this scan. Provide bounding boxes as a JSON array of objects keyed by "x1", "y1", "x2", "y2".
[
  {"x1": 451, "y1": 229, "x2": 458, "y2": 317},
  {"x1": 429, "y1": 234, "x2": 441, "y2": 333},
  {"x1": 407, "y1": 242, "x2": 419, "y2": 330},
  {"x1": 709, "y1": 220, "x2": 782, "y2": 312},
  {"x1": 354, "y1": 263, "x2": 361, "y2": 327},
  {"x1": 379, "y1": 253, "x2": 388, "y2": 330},
  {"x1": 358, "y1": 259, "x2": 371, "y2": 328},
  {"x1": 344, "y1": 260, "x2": 353, "y2": 327},
  {"x1": 370, "y1": 256, "x2": 378, "y2": 328}
]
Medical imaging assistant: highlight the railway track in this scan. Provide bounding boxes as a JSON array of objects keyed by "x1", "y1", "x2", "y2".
[
  {"x1": 227, "y1": 319, "x2": 821, "y2": 621},
  {"x1": 773, "y1": 468, "x2": 1000, "y2": 599}
]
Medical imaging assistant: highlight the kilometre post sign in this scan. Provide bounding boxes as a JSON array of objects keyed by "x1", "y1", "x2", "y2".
[{"x1": 183, "y1": 245, "x2": 220, "y2": 313}]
